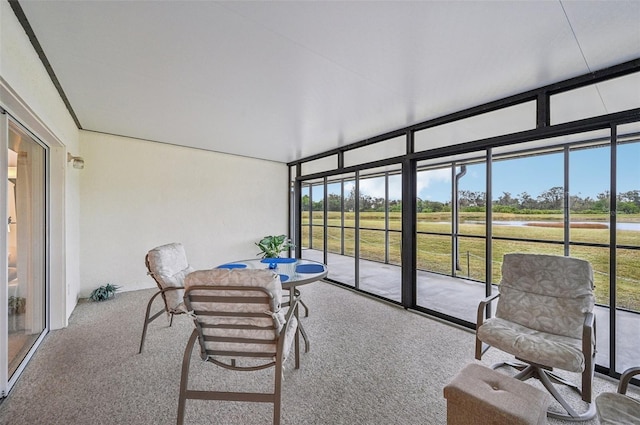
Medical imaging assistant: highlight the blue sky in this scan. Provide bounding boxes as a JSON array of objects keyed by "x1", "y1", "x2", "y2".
[{"x1": 316, "y1": 144, "x2": 639, "y2": 202}]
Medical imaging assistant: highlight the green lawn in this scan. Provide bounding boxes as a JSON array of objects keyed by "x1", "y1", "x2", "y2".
[{"x1": 303, "y1": 211, "x2": 640, "y2": 311}]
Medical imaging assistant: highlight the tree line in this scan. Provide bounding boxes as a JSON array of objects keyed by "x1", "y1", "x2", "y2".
[{"x1": 302, "y1": 187, "x2": 640, "y2": 214}]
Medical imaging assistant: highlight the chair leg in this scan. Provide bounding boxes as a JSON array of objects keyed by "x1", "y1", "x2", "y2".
[
  {"x1": 298, "y1": 321, "x2": 310, "y2": 353},
  {"x1": 274, "y1": 360, "x2": 282, "y2": 425},
  {"x1": 539, "y1": 369, "x2": 596, "y2": 421},
  {"x1": 495, "y1": 362, "x2": 596, "y2": 421},
  {"x1": 138, "y1": 290, "x2": 168, "y2": 353},
  {"x1": 299, "y1": 299, "x2": 309, "y2": 317},
  {"x1": 177, "y1": 330, "x2": 198, "y2": 425},
  {"x1": 294, "y1": 319, "x2": 300, "y2": 370}
]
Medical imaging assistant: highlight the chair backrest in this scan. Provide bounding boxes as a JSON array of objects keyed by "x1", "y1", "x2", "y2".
[
  {"x1": 146, "y1": 243, "x2": 194, "y2": 311},
  {"x1": 184, "y1": 268, "x2": 285, "y2": 362},
  {"x1": 496, "y1": 253, "x2": 594, "y2": 339}
]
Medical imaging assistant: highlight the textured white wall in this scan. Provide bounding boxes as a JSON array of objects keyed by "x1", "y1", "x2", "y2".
[
  {"x1": 79, "y1": 131, "x2": 289, "y2": 295},
  {"x1": 1, "y1": 1, "x2": 81, "y2": 329}
]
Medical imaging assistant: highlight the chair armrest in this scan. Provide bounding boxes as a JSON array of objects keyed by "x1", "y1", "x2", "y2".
[
  {"x1": 475, "y1": 292, "x2": 500, "y2": 360},
  {"x1": 145, "y1": 286, "x2": 186, "y2": 316},
  {"x1": 476, "y1": 292, "x2": 500, "y2": 329},
  {"x1": 582, "y1": 311, "x2": 595, "y2": 354},
  {"x1": 619, "y1": 367, "x2": 640, "y2": 394},
  {"x1": 277, "y1": 297, "x2": 300, "y2": 358},
  {"x1": 581, "y1": 312, "x2": 596, "y2": 402}
]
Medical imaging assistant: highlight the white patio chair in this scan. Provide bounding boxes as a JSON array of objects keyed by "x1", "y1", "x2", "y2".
[
  {"x1": 177, "y1": 268, "x2": 299, "y2": 425},
  {"x1": 138, "y1": 242, "x2": 194, "y2": 353}
]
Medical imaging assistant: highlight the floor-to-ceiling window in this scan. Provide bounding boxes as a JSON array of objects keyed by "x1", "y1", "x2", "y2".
[
  {"x1": 289, "y1": 61, "x2": 640, "y2": 376},
  {"x1": 326, "y1": 175, "x2": 356, "y2": 286},
  {"x1": 614, "y1": 123, "x2": 640, "y2": 373},
  {"x1": 3, "y1": 118, "x2": 48, "y2": 395}
]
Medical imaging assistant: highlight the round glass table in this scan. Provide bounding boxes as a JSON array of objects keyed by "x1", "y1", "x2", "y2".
[
  {"x1": 216, "y1": 258, "x2": 328, "y2": 355},
  {"x1": 216, "y1": 258, "x2": 328, "y2": 289}
]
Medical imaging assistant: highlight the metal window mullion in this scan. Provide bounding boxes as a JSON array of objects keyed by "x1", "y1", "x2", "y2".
[
  {"x1": 385, "y1": 173, "x2": 389, "y2": 264},
  {"x1": 288, "y1": 167, "x2": 294, "y2": 257},
  {"x1": 0, "y1": 110, "x2": 8, "y2": 396},
  {"x1": 485, "y1": 148, "x2": 493, "y2": 299},
  {"x1": 536, "y1": 91, "x2": 550, "y2": 129},
  {"x1": 610, "y1": 125, "x2": 618, "y2": 376},
  {"x1": 401, "y1": 135, "x2": 417, "y2": 308},
  {"x1": 564, "y1": 146, "x2": 570, "y2": 256},
  {"x1": 355, "y1": 170, "x2": 360, "y2": 289},
  {"x1": 451, "y1": 163, "x2": 457, "y2": 276},
  {"x1": 324, "y1": 177, "x2": 328, "y2": 264},
  {"x1": 340, "y1": 178, "x2": 345, "y2": 256},
  {"x1": 295, "y1": 165, "x2": 302, "y2": 257}
]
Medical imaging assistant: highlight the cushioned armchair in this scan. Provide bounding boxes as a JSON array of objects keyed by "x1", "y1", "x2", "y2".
[
  {"x1": 177, "y1": 268, "x2": 299, "y2": 425},
  {"x1": 138, "y1": 243, "x2": 194, "y2": 353},
  {"x1": 596, "y1": 366, "x2": 640, "y2": 425},
  {"x1": 475, "y1": 253, "x2": 596, "y2": 420}
]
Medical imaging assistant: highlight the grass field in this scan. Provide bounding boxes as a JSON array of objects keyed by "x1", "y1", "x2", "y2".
[{"x1": 302, "y1": 211, "x2": 640, "y2": 311}]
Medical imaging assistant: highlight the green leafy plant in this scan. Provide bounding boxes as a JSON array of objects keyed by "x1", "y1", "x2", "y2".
[
  {"x1": 8, "y1": 296, "x2": 26, "y2": 315},
  {"x1": 89, "y1": 283, "x2": 120, "y2": 302},
  {"x1": 255, "y1": 234, "x2": 294, "y2": 259}
]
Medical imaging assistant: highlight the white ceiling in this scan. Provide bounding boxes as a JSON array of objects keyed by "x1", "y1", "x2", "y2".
[{"x1": 18, "y1": 1, "x2": 640, "y2": 163}]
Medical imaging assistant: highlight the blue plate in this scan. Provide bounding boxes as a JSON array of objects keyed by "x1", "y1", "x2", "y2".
[
  {"x1": 216, "y1": 263, "x2": 247, "y2": 269},
  {"x1": 260, "y1": 258, "x2": 297, "y2": 264},
  {"x1": 295, "y1": 264, "x2": 324, "y2": 274},
  {"x1": 279, "y1": 274, "x2": 290, "y2": 282}
]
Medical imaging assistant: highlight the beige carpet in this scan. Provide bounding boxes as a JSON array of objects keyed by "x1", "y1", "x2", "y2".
[{"x1": 0, "y1": 281, "x2": 632, "y2": 424}]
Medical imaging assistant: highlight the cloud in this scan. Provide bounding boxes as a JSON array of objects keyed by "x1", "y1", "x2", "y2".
[
  {"x1": 325, "y1": 170, "x2": 453, "y2": 202},
  {"x1": 358, "y1": 176, "x2": 401, "y2": 199},
  {"x1": 417, "y1": 168, "x2": 451, "y2": 200}
]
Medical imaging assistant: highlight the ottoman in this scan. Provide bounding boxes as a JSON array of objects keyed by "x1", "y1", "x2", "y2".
[{"x1": 443, "y1": 363, "x2": 552, "y2": 425}]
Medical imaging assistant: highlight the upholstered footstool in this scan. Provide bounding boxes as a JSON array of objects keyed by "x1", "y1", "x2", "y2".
[{"x1": 443, "y1": 363, "x2": 552, "y2": 425}]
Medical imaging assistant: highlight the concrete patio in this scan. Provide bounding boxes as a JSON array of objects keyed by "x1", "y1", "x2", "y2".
[{"x1": 302, "y1": 249, "x2": 639, "y2": 374}]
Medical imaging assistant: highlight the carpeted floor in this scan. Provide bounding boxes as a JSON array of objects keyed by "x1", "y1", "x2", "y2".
[{"x1": 0, "y1": 281, "x2": 631, "y2": 424}]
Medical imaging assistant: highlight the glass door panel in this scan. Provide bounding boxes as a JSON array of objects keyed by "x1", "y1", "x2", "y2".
[
  {"x1": 569, "y1": 143, "x2": 611, "y2": 244},
  {"x1": 570, "y1": 244, "x2": 612, "y2": 368},
  {"x1": 7, "y1": 121, "x2": 47, "y2": 381},
  {"x1": 358, "y1": 170, "x2": 402, "y2": 302},
  {"x1": 615, "y1": 129, "x2": 640, "y2": 373},
  {"x1": 300, "y1": 184, "x2": 310, "y2": 250},
  {"x1": 326, "y1": 177, "x2": 356, "y2": 287}
]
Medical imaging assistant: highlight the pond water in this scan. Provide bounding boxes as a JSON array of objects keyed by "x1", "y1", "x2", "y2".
[{"x1": 463, "y1": 220, "x2": 640, "y2": 231}]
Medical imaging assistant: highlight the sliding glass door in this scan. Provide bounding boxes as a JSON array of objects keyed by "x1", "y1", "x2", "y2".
[{"x1": 3, "y1": 118, "x2": 48, "y2": 395}]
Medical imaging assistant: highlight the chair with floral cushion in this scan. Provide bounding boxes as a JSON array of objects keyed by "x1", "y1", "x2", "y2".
[
  {"x1": 475, "y1": 253, "x2": 596, "y2": 420},
  {"x1": 177, "y1": 268, "x2": 299, "y2": 425},
  {"x1": 596, "y1": 366, "x2": 640, "y2": 425},
  {"x1": 138, "y1": 242, "x2": 194, "y2": 353}
]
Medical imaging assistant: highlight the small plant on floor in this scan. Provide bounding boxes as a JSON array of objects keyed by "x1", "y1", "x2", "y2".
[
  {"x1": 255, "y1": 234, "x2": 294, "y2": 258},
  {"x1": 89, "y1": 283, "x2": 120, "y2": 302},
  {"x1": 8, "y1": 296, "x2": 26, "y2": 315}
]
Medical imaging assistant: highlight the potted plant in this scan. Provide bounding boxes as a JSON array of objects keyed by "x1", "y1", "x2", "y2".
[
  {"x1": 8, "y1": 296, "x2": 26, "y2": 315},
  {"x1": 255, "y1": 234, "x2": 294, "y2": 259},
  {"x1": 89, "y1": 283, "x2": 120, "y2": 302}
]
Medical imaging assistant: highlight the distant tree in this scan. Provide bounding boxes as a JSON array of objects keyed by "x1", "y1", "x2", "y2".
[
  {"x1": 389, "y1": 200, "x2": 402, "y2": 212},
  {"x1": 618, "y1": 201, "x2": 640, "y2": 214},
  {"x1": 327, "y1": 193, "x2": 342, "y2": 211},
  {"x1": 591, "y1": 191, "x2": 610, "y2": 213},
  {"x1": 495, "y1": 191, "x2": 519, "y2": 207},
  {"x1": 345, "y1": 187, "x2": 356, "y2": 212},
  {"x1": 312, "y1": 199, "x2": 324, "y2": 211},
  {"x1": 537, "y1": 186, "x2": 564, "y2": 209},
  {"x1": 569, "y1": 195, "x2": 591, "y2": 212},
  {"x1": 518, "y1": 192, "x2": 536, "y2": 210},
  {"x1": 619, "y1": 190, "x2": 640, "y2": 207},
  {"x1": 459, "y1": 190, "x2": 485, "y2": 208}
]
